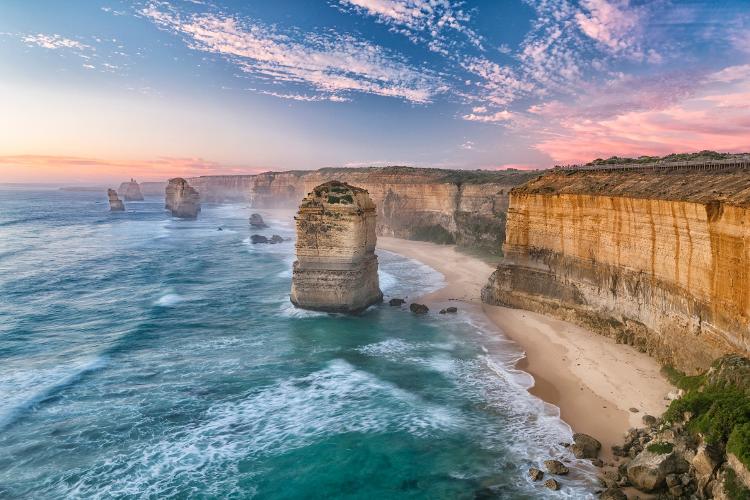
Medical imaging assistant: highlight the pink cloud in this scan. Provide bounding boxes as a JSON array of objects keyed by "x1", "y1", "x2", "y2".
[{"x1": 0, "y1": 155, "x2": 268, "y2": 183}]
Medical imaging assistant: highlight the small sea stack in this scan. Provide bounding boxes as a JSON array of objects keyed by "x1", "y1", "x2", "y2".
[
  {"x1": 290, "y1": 181, "x2": 382, "y2": 313},
  {"x1": 118, "y1": 178, "x2": 144, "y2": 201},
  {"x1": 165, "y1": 177, "x2": 201, "y2": 219},
  {"x1": 107, "y1": 189, "x2": 125, "y2": 212},
  {"x1": 249, "y1": 213, "x2": 268, "y2": 228}
]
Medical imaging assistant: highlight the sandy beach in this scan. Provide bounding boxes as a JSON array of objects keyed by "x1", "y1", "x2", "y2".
[{"x1": 378, "y1": 237, "x2": 673, "y2": 459}]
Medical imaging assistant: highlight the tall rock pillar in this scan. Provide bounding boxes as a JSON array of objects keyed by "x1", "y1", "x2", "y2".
[
  {"x1": 165, "y1": 178, "x2": 201, "y2": 219},
  {"x1": 291, "y1": 181, "x2": 383, "y2": 313}
]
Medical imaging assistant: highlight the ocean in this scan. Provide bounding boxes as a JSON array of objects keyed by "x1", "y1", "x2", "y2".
[{"x1": 0, "y1": 188, "x2": 598, "y2": 499}]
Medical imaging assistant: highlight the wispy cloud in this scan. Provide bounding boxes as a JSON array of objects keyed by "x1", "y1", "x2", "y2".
[
  {"x1": 336, "y1": 0, "x2": 482, "y2": 54},
  {"x1": 142, "y1": 1, "x2": 443, "y2": 103},
  {"x1": 23, "y1": 33, "x2": 89, "y2": 50}
]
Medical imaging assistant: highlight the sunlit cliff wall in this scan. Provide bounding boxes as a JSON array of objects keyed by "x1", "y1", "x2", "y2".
[
  {"x1": 482, "y1": 168, "x2": 750, "y2": 372},
  {"x1": 188, "y1": 167, "x2": 537, "y2": 253}
]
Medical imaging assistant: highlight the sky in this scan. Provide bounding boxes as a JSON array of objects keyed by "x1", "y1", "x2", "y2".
[{"x1": 1, "y1": 0, "x2": 749, "y2": 183}]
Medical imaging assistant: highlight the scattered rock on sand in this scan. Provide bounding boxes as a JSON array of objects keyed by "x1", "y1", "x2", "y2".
[
  {"x1": 544, "y1": 460, "x2": 569, "y2": 475},
  {"x1": 571, "y1": 433, "x2": 602, "y2": 459},
  {"x1": 629, "y1": 407, "x2": 640, "y2": 413},
  {"x1": 544, "y1": 479, "x2": 560, "y2": 490},
  {"x1": 389, "y1": 298, "x2": 405, "y2": 306},
  {"x1": 599, "y1": 487, "x2": 627, "y2": 500},
  {"x1": 446, "y1": 306, "x2": 457, "y2": 313},
  {"x1": 250, "y1": 213, "x2": 268, "y2": 228},
  {"x1": 410, "y1": 303, "x2": 429, "y2": 315},
  {"x1": 642, "y1": 414, "x2": 657, "y2": 426},
  {"x1": 528, "y1": 468, "x2": 544, "y2": 481}
]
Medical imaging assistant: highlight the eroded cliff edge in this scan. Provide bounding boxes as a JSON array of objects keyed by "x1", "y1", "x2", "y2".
[
  {"x1": 291, "y1": 181, "x2": 382, "y2": 313},
  {"x1": 187, "y1": 167, "x2": 538, "y2": 254},
  {"x1": 482, "y1": 167, "x2": 750, "y2": 372}
]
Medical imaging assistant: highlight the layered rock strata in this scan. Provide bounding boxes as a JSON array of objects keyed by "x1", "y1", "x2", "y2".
[
  {"x1": 290, "y1": 181, "x2": 382, "y2": 313},
  {"x1": 187, "y1": 167, "x2": 538, "y2": 254},
  {"x1": 118, "y1": 178, "x2": 144, "y2": 201},
  {"x1": 107, "y1": 189, "x2": 125, "y2": 212},
  {"x1": 482, "y1": 168, "x2": 750, "y2": 372},
  {"x1": 165, "y1": 178, "x2": 201, "y2": 219}
]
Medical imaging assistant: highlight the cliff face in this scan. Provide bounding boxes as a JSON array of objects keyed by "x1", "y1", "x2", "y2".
[
  {"x1": 290, "y1": 181, "x2": 382, "y2": 313},
  {"x1": 119, "y1": 179, "x2": 144, "y2": 201},
  {"x1": 482, "y1": 168, "x2": 750, "y2": 372},
  {"x1": 139, "y1": 181, "x2": 167, "y2": 196},
  {"x1": 165, "y1": 178, "x2": 201, "y2": 219},
  {"x1": 188, "y1": 167, "x2": 537, "y2": 253},
  {"x1": 107, "y1": 189, "x2": 125, "y2": 212}
]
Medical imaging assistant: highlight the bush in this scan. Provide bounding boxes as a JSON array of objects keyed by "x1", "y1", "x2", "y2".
[
  {"x1": 663, "y1": 365, "x2": 705, "y2": 391},
  {"x1": 666, "y1": 387, "x2": 750, "y2": 446},
  {"x1": 729, "y1": 423, "x2": 750, "y2": 468},
  {"x1": 724, "y1": 468, "x2": 750, "y2": 500},
  {"x1": 340, "y1": 194, "x2": 353, "y2": 204},
  {"x1": 646, "y1": 442, "x2": 674, "y2": 454},
  {"x1": 327, "y1": 195, "x2": 340, "y2": 204}
]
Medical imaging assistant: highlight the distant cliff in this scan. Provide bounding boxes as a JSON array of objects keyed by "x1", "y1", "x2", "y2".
[
  {"x1": 188, "y1": 167, "x2": 538, "y2": 253},
  {"x1": 482, "y1": 166, "x2": 750, "y2": 372}
]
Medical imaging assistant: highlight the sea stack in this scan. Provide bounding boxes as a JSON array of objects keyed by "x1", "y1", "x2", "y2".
[
  {"x1": 165, "y1": 177, "x2": 201, "y2": 219},
  {"x1": 107, "y1": 189, "x2": 125, "y2": 212},
  {"x1": 118, "y1": 178, "x2": 144, "y2": 201},
  {"x1": 290, "y1": 181, "x2": 382, "y2": 313}
]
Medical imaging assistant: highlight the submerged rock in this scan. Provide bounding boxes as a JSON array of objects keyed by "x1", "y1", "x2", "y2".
[
  {"x1": 270, "y1": 235, "x2": 284, "y2": 244},
  {"x1": 250, "y1": 213, "x2": 268, "y2": 228},
  {"x1": 599, "y1": 488, "x2": 627, "y2": 500},
  {"x1": 410, "y1": 303, "x2": 429, "y2": 315},
  {"x1": 528, "y1": 468, "x2": 544, "y2": 481},
  {"x1": 119, "y1": 178, "x2": 144, "y2": 201},
  {"x1": 107, "y1": 189, "x2": 125, "y2": 212},
  {"x1": 290, "y1": 181, "x2": 382, "y2": 313},
  {"x1": 544, "y1": 479, "x2": 560, "y2": 490},
  {"x1": 389, "y1": 298, "x2": 406, "y2": 306},
  {"x1": 165, "y1": 178, "x2": 201, "y2": 219},
  {"x1": 544, "y1": 460, "x2": 569, "y2": 475},
  {"x1": 251, "y1": 235, "x2": 269, "y2": 244}
]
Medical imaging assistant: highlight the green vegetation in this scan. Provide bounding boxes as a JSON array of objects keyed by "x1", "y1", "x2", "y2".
[
  {"x1": 729, "y1": 423, "x2": 750, "y2": 470},
  {"x1": 340, "y1": 194, "x2": 353, "y2": 204},
  {"x1": 646, "y1": 442, "x2": 674, "y2": 454},
  {"x1": 585, "y1": 150, "x2": 748, "y2": 166},
  {"x1": 663, "y1": 360, "x2": 750, "y2": 469},
  {"x1": 327, "y1": 195, "x2": 340, "y2": 204},
  {"x1": 412, "y1": 225, "x2": 456, "y2": 245},
  {"x1": 724, "y1": 468, "x2": 750, "y2": 500},
  {"x1": 663, "y1": 365, "x2": 706, "y2": 392}
]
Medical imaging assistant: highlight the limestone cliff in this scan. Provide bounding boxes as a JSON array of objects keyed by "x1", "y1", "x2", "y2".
[
  {"x1": 482, "y1": 167, "x2": 750, "y2": 372},
  {"x1": 107, "y1": 189, "x2": 125, "y2": 212},
  {"x1": 165, "y1": 178, "x2": 201, "y2": 219},
  {"x1": 188, "y1": 167, "x2": 537, "y2": 253},
  {"x1": 139, "y1": 181, "x2": 167, "y2": 196},
  {"x1": 118, "y1": 179, "x2": 144, "y2": 201},
  {"x1": 290, "y1": 181, "x2": 382, "y2": 313}
]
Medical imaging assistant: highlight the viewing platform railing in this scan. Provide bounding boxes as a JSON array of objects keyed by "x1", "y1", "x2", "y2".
[{"x1": 556, "y1": 157, "x2": 750, "y2": 173}]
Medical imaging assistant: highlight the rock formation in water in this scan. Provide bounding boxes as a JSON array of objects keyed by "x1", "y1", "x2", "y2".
[
  {"x1": 165, "y1": 178, "x2": 201, "y2": 219},
  {"x1": 481, "y1": 165, "x2": 750, "y2": 372},
  {"x1": 290, "y1": 181, "x2": 382, "y2": 313},
  {"x1": 118, "y1": 178, "x2": 144, "y2": 201},
  {"x1": 249, "y1": 213, "x2": 268, "y2": 228},
  {"x1": 107, "y1": 189, "x2": 125, "y2": 212},
  {"x1": 185, "y1": 167, "x2": 538, "y2": 254}
]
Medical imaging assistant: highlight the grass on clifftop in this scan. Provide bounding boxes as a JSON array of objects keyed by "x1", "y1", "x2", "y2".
[{"x1": 584, "y1": 150, "x2": 748, "y2": 166}]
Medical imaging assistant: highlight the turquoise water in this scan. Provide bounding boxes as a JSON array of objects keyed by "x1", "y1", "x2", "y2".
[{"x1": 0, "y1": 189, "x2": 597, "y2": 499}]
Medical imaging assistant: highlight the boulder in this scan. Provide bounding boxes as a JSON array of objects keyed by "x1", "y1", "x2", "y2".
[
  {"x1": 642, "y1": 414, "x2": 657, "y2": 426},
  {"x1": 692, "y1": 444, "x2": 721, "y2": 490},
  {"x1": 445, "y1": 306, "x2": 458, "y2": 313},
  {"x1": 626, "y1": 448, "x2": 685, "y2": 492},
  {"x1": 572, "y1": 433, "x2": 602, "y2": 459},
  {"x1": 544, "y1": 460, "x2": 569, "y2": 475},
  {"x1": 389, "y1": 298, "x2": 405, "y2": 306},
  {"x1": 251, "y1": 235, "x2": 269, "y2": 244},
  {"x1": 599, "y1": 488, "x2": 627, "y2": 500},
  {"x1": 249, "y1": 213, "x2": 268, "y2": 228},
  {"x1": 410, "y1": 303, "x2": 429, "y2": 315},
  {"x1": 544, "y1": 479, "x2": 560, "y2": 490},
  {"x1": 528, "y1": 468, "x2": 543, "y2": 481}
]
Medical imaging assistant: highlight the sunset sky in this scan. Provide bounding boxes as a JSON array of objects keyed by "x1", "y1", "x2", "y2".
[{"x1": 1, "y1": 0, "x2": 749, "y2": 182}]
